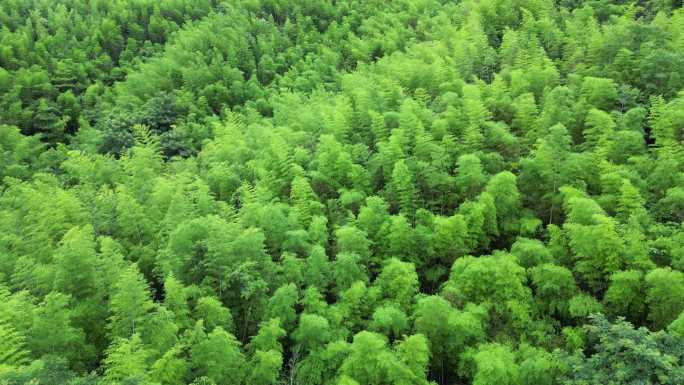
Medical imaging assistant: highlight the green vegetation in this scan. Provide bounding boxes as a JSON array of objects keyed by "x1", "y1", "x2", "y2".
[{"x1": 1, "y1": 0, "x2": 684, "y2": 384}]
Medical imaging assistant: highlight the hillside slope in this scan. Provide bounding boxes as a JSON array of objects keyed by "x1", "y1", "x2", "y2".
[{"x1": 1, "y1": 0, "x2": 684, "y2": 384}]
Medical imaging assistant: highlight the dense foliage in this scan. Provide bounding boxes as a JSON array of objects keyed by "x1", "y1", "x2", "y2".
[{"x1": 1, "y1": 0, "x2": 684, "y2": 384}]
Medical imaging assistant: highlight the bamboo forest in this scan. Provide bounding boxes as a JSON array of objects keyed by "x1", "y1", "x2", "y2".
[{"x1": 1, "y1": 0, "x2": 684, "y2": 384}]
